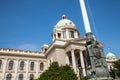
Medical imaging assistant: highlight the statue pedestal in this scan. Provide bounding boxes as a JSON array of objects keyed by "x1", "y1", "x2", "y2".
[{"x1": 85, "y1": 33, "x2": 113, "y2": 80}]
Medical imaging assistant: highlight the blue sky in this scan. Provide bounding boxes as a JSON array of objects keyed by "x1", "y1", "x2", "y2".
[{"x1": 0, "y1": 0, "x2": 120, "y2": 58}]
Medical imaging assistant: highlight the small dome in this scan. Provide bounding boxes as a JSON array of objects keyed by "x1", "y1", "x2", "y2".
[
  {"x1": 54, "y1": 15, "x2": 76, "y2": 30},
  {"x1": 106, "y1": 52, "x2": 116, "y2": 59},
  {"x1": 43, "y1": 44, "x2": 49, "y2": 47}
]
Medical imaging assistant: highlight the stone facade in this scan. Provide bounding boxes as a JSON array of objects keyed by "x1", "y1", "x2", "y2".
[
  {"x1": 0, "y1": 49, "x2": 47, "y2": 80},
  {"x1": 106, "y1": 52, "x2": 117, "y2": 70}
]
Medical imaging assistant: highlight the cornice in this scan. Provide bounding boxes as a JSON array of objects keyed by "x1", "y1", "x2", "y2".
[
  {"x1": 0, "y1": 48, "x2": 46, "y2": 58},
  {"x1": 46, "y1": 38, "x2": 86, "y2": 56}
]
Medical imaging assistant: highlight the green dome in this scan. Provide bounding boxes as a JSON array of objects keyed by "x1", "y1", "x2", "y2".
[
  {"x1": 106, "y1": 52, "x2": 116, "y2": 59},
  {"x1": 54, "y1": 15, "x2": 76, "y2": 30}
]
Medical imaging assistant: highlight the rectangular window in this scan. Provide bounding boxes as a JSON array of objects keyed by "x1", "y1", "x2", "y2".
[
  {"x1": 69, "y1": 31, "x2": 74, "y2": 38},
  {"x1": 63, "y1": 31, "x2": 66, "y2": 38}
]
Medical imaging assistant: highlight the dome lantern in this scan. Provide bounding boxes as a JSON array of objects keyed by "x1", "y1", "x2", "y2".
[{"x1": 62, "y1": 15, "x2": 67, "y2": 19}]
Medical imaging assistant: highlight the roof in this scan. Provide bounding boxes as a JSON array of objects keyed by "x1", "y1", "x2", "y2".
[{"x1": 54, "y1": 15, "x2": 76, "y2": 30}]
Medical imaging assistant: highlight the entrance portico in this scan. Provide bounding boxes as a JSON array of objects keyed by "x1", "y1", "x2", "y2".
[{"x1": 66, "y1": 47, "x2": 87, "y2": 77}]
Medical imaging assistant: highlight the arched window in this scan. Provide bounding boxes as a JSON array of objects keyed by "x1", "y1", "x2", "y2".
[
  {"x1": 30, "y1": 62, "x2": 34, "y2": 70},
  {"x1": 30, "y1": 74, "x2": 34, "y2": 80},
  {"x1": 58, "y1": 33, "x2": 61, "y2": 38},
  {"x1": 18, "y1": 74, "x2": 23, "y2": 80},
  {"x1": 6, "y1": 74, "x2": 12, "y2": 80},
  {"x1": 40, "y1": 63, "x2": 44, "y2": 71},
  {"x1": 8, "y1": 61, "x2": 14, "y2": 70},
  {"x1": 0, "y1": 60, "x2": 2, "y2": 69},
  {"x1": 20, "y1": 61, "x2": 24, "y2": 70}
]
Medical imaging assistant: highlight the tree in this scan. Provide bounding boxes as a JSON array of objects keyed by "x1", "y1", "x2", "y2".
[{"x1": 37, "y1": 62, "x2": 78, "y2": 80}]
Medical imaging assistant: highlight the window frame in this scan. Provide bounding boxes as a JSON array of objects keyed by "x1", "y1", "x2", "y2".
[
  {"x1": 6, "y1": 74, "x2": 12, "y2": 80},
  {"x1": 40, "y1": 62, "x2": 44, "y2": 71},
  {"x1": 30, "y1": 74, "x2": 34, "y2": 80},
  {"x1": 18, "y1": 74, "x2": 23, "y2": 80},
  {"x1": 8, "y1": 60, "x2": 14, "y2": 70},
  {"x1": 30, "y1": 62, "x2": 34, "y2": 71},
  {"x1": 63, "y1": 31, "x2": 66, "y2": 38},
  {"x1": 69, "y1": 31, "x2": 74, "y2": 38},
  {"x1": 20, "y1": 61, "x2": 24, "y2": 70}
]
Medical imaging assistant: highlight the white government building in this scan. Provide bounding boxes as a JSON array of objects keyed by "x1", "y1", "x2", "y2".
[{"x1": 0, "y1": 15, "x2": 117, "y2": 80}]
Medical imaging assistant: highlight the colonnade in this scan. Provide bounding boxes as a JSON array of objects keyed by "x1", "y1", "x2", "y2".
[{"x1": 66, "y1": 49, "x2": 86, "y2": 77}]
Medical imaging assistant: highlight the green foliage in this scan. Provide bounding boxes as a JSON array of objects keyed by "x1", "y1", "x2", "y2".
[
  {"x1": 37, "y1": 62, "x2": 78, "y2": 80},
  {"x1": 81, "y1": 77, "x2": 87, "y2": 80}
]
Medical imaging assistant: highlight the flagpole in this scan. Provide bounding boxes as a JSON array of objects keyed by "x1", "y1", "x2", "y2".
[{"x1": 79, "y1": 0, "x2": 91, "y2": 33}]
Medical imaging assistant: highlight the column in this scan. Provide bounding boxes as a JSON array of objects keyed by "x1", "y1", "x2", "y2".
[
  {"x1": 61, "y1": 32, "x2": 63, "y2": 39},
  {"x1": 65, "y1": 53, "x2": 69, "y2": 64},
  {"x1": 56, "y1": 33, "x2": 58, "y2": 39},
  {"x1": 71, "y1": 49, "x2": 76, "y2": 73},
  {"x1": 36, "y1": 60, "x2": 39, "y2": 79},
  {"x1": 25, "y1": 60, "x2": 29, "y2": 80},
  {"x1": 79, "y1": 50, "x2": 86, "y2": 76},
  {"x1": 75, "y1": 31, "x2": 78, "y2": 38},
  {"x1": 2, "y1": 59, "x2": 7, "y2": 80},
  {"x1": 66, "y1": 29, "x2": 69, "y2": 39},
  {"x1": 14, "y1": 59, "x2": 19, "y2": 80}
]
